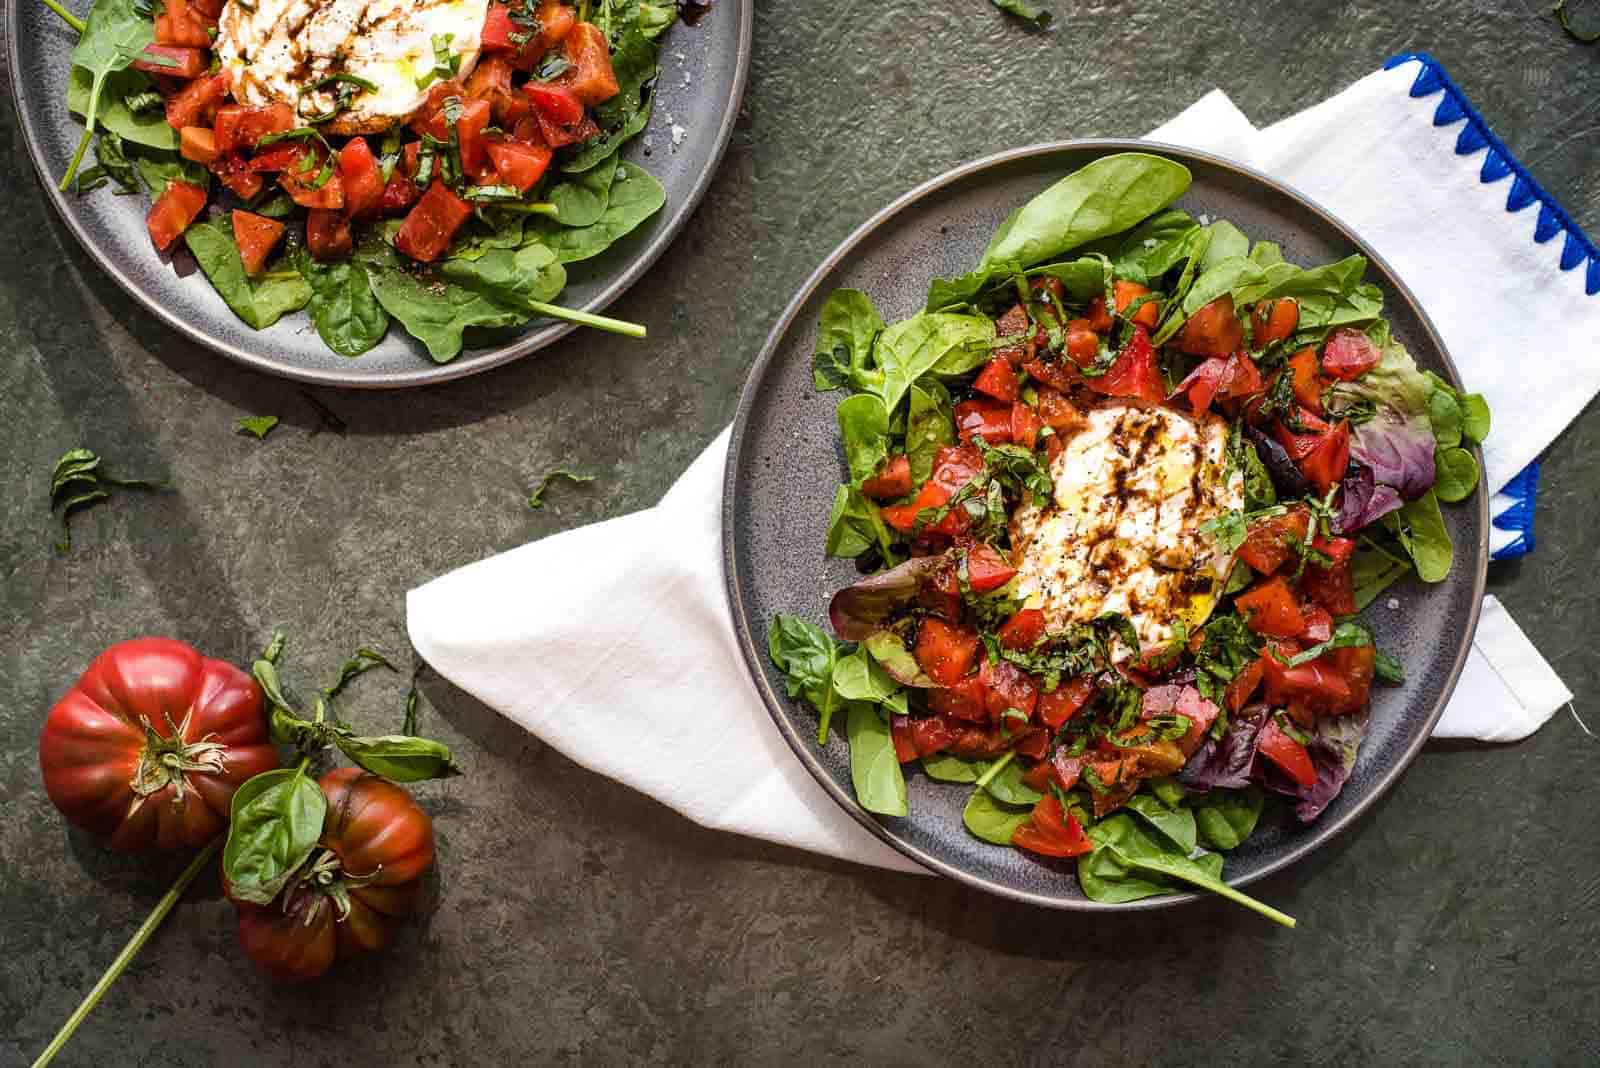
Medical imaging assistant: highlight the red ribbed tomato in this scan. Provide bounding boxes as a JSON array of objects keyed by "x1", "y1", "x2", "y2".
[
  {"x1": 39, "y1": 638, "x2": 277, "y2": 851},
  {"x1": 229, "y1": 769, "x2": 435, "y2": 982}
]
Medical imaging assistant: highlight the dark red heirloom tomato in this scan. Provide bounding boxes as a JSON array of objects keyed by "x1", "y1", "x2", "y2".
[
  {"x1": 230, "y1": 769, "x2": 435, "y2": 983},
  {"x1": 39, "y1": 638, "x2": 277, "y2": 852}
]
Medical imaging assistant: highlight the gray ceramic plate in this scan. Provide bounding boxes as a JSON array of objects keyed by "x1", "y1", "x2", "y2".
[
  {"x1": 723, "y1": 141, "x2": 1488, "y2": 911},
  {"x1": 9, "y1": 0, "x2": 751, "y2": 387}
]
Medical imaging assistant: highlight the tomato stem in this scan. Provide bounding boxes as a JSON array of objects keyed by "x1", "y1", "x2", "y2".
[{"x1": 31, "y1": 837, "x2": 222, "y2": 1068}]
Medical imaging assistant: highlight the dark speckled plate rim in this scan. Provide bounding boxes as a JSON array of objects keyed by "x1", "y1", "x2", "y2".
[
  {"x1": 722, "y1": 138, "x2": 1489, "y2": 912},
  {"x1": 7, "y1": 0, "x2": 753, "y2": 390}
]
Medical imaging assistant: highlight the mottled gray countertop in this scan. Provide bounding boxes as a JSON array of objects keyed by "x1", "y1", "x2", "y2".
[{"x1": 3, "y1": 1, "x2": 1598, "y2": 1065}]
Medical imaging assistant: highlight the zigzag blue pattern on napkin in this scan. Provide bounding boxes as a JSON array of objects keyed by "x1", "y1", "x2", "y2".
[{"x1": 1381, "y1": 52, "x2": 1584, "y2": 560}]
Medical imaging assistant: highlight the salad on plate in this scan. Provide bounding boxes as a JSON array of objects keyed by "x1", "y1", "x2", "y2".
[
  {"x1": 769, "y1": 152, "x2": 1490, "y2": 925},
  {"x1": 47, "y1": 0, "x2": 682, "y2": 360}
]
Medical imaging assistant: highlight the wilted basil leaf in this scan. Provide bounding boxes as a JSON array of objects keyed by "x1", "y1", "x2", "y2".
[
  {"x1": 335, "y1": 733, "x2": 460, "y2": 782},
  {"x1": 223, "y1": 767, "x2": 327, "y2": 905}
]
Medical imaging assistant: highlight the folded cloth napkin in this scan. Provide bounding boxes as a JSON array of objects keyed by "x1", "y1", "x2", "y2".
[{"x1": 409, "y1": 55, "x2": 1586, "y2": 871}]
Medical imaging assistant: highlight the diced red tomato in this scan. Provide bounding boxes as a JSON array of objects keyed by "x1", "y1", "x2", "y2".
[
  {"x1": 1251, "y1": 297, "x2": 1300, "y2": 347},
  {"x1": 1177, "y1": 294, "x2": 1243, "y2": 357},
  {"x1": 247, "y1": 143, "x2": 310, "y2": 172},
  {"x1": 1009, "y1": 402, "x2": 1041, "y2": 449},
  {"x1": 165, "y1": 73, "x2": 229, "y2": 129},
  {"x1": 927, "y1": 676, "x2": 988, "y2": 723},
  {"x1": 379, "y1": 168, "x2": 420, "y2": 216},
  {"x1": 1174, "y1": 687, "x2": 1220, "y2": 756},
  {"x1": 1110, "y1": 279, "x2": 1160, "y2": 327},
  {"x1": 973, "y1": 356, "x2": 1020, "y2": 403},
  {"x1": 1012, "y1": 794, "x2": 1093, "y2": 858},
  {"x1": 154, "y1": 0, "x2": 212, "y2": 48},
  {"x1": 1085, "y1": 326, "x2": 1165, "y2": 403},
  {"x1": 190, "y1": 0, "x2": 223, "y2": 16},
  {"x1": 209, "y1": 154, "x2": 262, "y2": 199},
  {"x1": 280, "y1": 168, "x2": 344, "y2": 211},
  {"x1": 1236, "y1": 506, "x2": 1311, "y2": 574},
  {"x1": 1060, "y1": 317, "x2": 1099, "y2": 366},
  {"x1": 1322, "y1": 328, "x2": 1381, "y2": 380},
  {"x1": 1298, "y1": 419, "x2": 1351, "y2": 494},
  {"x1": 231, "y1": 210, "x2": 284, "y2": 276},
  {"x1": 1312, "y1": 534, "x2": 1356, "y2": 565},
  {"x1": 997, "y1": 608, "x2": 1046, "y2": 651},
  {"x1": 965, "y1": 543, "x2": 1017, "y2": 593},
  {"x1": 178, "y1": 126, "x2": 218, "y2": 164},
  {"x1": 1023, "y1": 356, "x2": 1079, "y2": 392},
  {"x1": 306, "y1": 208, "x2": 352, "y2": 261},
  {"x1": 422, "y1": 98, "x2": 493, "y2": 181},
  {"x1": 1084, "y1": 293, "x2": 1114, "y2": 332},
  {"x1": 860, "y1": 455, "x2": 912, "y2": 501},
  {"x1": 558, "y1": 21, "x2": 620, "y2": 106},
  {"x1": 1235, "y1": 575, "x2": 1306, "y2": 638},
  {"x1": 1038, "y1": 676, "x2": 1095, "y2": 729},
  {"x1": 1021, "y1": 760, "x2": 1055, "y2": 792},
  {"x1": 480, "y1": 3, "x2": 520, "y2": 52},
  {"x1": 145, "y1": 180, "x2": 207, "y2": 252},
  {"x1": 1301, "y1": 604, "x2": 1334, "y2": 643},
  {"x1": 890, "y1": 715, "x2": 918, "y2": 764},
  {"x1": 980, "y1": 658, "x2": 1038, "y2": 721},
  {"x1": 1050, "y1": 750, "x2": 1083, "y2": 792},
  {"x1": 947, "y1": 724, "x2": 1012, "y2": 760},
  {"x1": 909, "y1": 715, "x2": 959, "y2": 758},
  {"x1": 485, "y1": 140, "x2": 552, "y2": 195},
  {"x1": 1223, "y1": 657, "x2": 1266, "y2": 713},
  {"x1": 1258, "y1": 717, "x2": 1317, "y2": 787},
  {"x1": 917, "y1": 560, "x2": 961, "y2": 621},
  {"x1": 880, "y1": 445, "x2": 982, "y2": 534},
  {"x1": 1174, "y1": 353, "x2": 1264, "y2": 414},
  {"x1": 954, "y1": 399, "x2": 1013, "y2": 445},
  {"x1": 538, "y1": 111, "x2": 600, "y2": 148},
  {"x1": 467, "y1": 55, "x2": 532, "y2": 126},
  {"x1": 395, "y1": 181, "x2": 472, "y2": 262},
  {"x1": 914, "y1": 619, "x2": 981, "y2": 688},
  {"x1": 1036, "y1": 387, "x2": 1082, "y2": 431},
  {"x1": 336, "y1": 138, "x2": 385, "y2": 220},
  {"x1": 1262, "y1": 641, "x2": 1370, "y2": 716},
  {"x1": 523, "y1": 82, "x2": 586, "y2": 127},
  {"x1": 134, "y1": 45, "x2": 207, "y2": 80},
  {"x1": 214, "y1": 103, "x2": 295, "y2": 154},
  {"x1": 1300, "y1": 559, "x2": 1357, "y2": 617},
  {"x1": 407, "y1": 80, "x2": 466, "y2": 136},
  {"x1": 485, "y1": 0, "x2": 575, "y2": 68},
  {"x1": 1272, "y1": 407, "x2": 1332, "y2": 461},
  {"x1": 1286, "y1": 346, "x2": 1325, "y2": 413}
]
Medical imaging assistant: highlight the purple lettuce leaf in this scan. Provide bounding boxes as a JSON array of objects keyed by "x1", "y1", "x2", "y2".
[
  {"x1": 1335, "y1": 463, "x2": 1403, "y2": 533},
  {"x1": 1246, "y1": 426, "x2": 1311, "y2": 500},
  {"x1": 1179, "y1": 705, "x2": 1269, "y2": 792},
  {"x1": 828, "y1": 555, "x2": 945, "y2": 640},
  {"x1": 1351, "y1": 407, "x2": 1436, "y2": 500},
  {"x1": 1261, "y1": 709, "x2": 1370, "y2": 822}
]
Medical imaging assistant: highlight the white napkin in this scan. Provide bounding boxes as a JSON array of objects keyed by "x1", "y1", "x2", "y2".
[{"x1": 409, "y1": 59, "x2": 1584, "y2": 870}]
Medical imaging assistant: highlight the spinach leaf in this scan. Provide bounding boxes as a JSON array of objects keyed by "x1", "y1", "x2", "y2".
[
  {"x1": 928, "y1": 153, "x2": 1191, "y2": 308},
  {"x1": 847, "y1": 703, "x2": 908, "y2": 816},
  {"x1": 185, "y1": 222, "x2": 311, "y2": 330},
  {"x1": 1427, "y1": 380, "x2": 1463, "y2": 448},
  {"x1": 862, "y1": 630, "x2": 935, "y2": 687},
  {"x1": 1241, "y1": 255, "x2": 1382, "y2": 332},
  {"x1": 1250, "y1": 241, "x2": 1285, "y2": 267},
  {"x1": 561, "y1": 28, "x2": 659, "y2": 173},
  {"x1": 222, "y1": 766, "x2": 328, "y2": 905},
  {"x1": 982, "y1": 757, "x2": 1042, "y2": 806},
  {"x1": 1153, "y1": 256, "x2": 1267, "y2": 346},
  {"x1": 824, "y1": 484, "x2": 893, "y2": 560},
  {"x1": 1027, "y1": 255, "x2": 1113, "y2": 302},
  {"x1": 1103, "y1": 209, "x2": 1197, "y2": 284},
  {"x1": 449, "y1": 211, "x2": 526, "y2": 262},
  {"x1": 922, "y1": 752, "x2": 982, "y2": 783},
  {"x1": 989, "y1": 0, "x2": 1052, "y2": 27},
  {"x1": 545, "y1": 152, "x2": 620, "y2": 228},
  {"x1": 68, "y1": 67, "x2": 178, "y2": 151},
  {"x1": 235, "y1": 416, "x2": 279, "y2": 439},
  {"x1": 837, "y1": 393, "x2": 891, "y2": 485},
  {"x1": 1198, "y1": 220, "x2": 1250, "y2": 270},
  {"x1": 831, "y1": 646, "x2": 908, "y2": 716},
  {"x1": 1077, "y1": 841, "x2": 1188, "y2": 903},
  {"x1": 962, "y1": 789, "x2": 1032, "y2": 844},
  {"x1": 60, "y1": 0, "x2": 162, "y2": 187},
  {"x1": 441, "y1": 242, "x2": 568, "y2": 309},
  {"x1": 1460, "y1": 393, "x2": 1491, "y2": 444},
  {"x1": 358, "y1": 242, "x2": 524, "y2": 362},
  {"x1": 1083, "y1": 813, "x2": 1295, "y2": 926},
  {"x1": 1192, "y1": 787, "x2": 1264, "y2": 851},
  {"x1": 292, "y1": 247, "x2": 390, "y2": 357},
  {"x1": 1390, "y1": 490, "x2": 1453, "y2": 582},
  {"x1": 1433, "y1": 447, "x2": 1479, "y2": 503},
  {"x1": 768, "y1": 614, "x2": 844, "y2": 742},
  {"x1": 637, "y1": 0, "x2": 678, "y2": 36},
  {"x1": 873, "y1": 312, "x2": 995, "y2": 412},
  {"x1": 812, "y1": 288, "x2": 885, "y2": 391},
  {"x1": 134, "y1": 149, "x2": 208, "y2": 195},
  {"x1": 1351, "y1": 543, "x2": 1411, "y2": 611},
  {"x1": 538, "y1": 163, "x2": 665, "y2": 263},
  {"x1": 1123, "y1": 793, "x2": 1198, "y2": 854},
  {"x1": 905, "y1": 380, "x2": 955, "y2": 484}
]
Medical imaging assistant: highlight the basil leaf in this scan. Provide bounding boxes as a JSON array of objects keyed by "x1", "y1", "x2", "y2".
[
  {"x1": 133, "y1": 149, "x2": 208, "y2": 196},
  {"x1": 837, "y1": 393, "x2": 890, "y2": 485},
  {"x1": 905, "y1": 380, "x2": 956, "y2": 485},
  {"x1": 1123, "y1": 793, "x2": 1198, "y2": 854},
  {"x1": 222, "y1": 767, "x2": 327, "y2": 905},
  {"x1": 235, "y1": 415, "x2": 279, "y2": 439},
  {"x1": 1433, "y1": 447, "x2": 1479, "y2": 503},
  {"x1": 185, "y1": 222, "x2": 311, "y2": 330},
  {"x1": 545, "y1": 152, "x2": 620, "y2": 228},
  {"x1": 962, "y1": 788, "x2": 1032, "y2": 844},
  {"x1": 528, "y1": 469, "x2": 595, "y2": 508},
  {"x1": 1193, "y1": 787, "x2": 1265, "y2": 851},
  {"x1": 538, "y1": 163, "x2": 665, "y2": 263},
  {"x1": 335, "y1": 733, "x2": 460, "y2": 782},
  {"x1": 824, "y1": 484, "x2": 893, "y2": 560},
  {"x1": 872, "y1": 312, "x2": 996, "y2": 412},
  {"x1": 812, "y1": 288, "x2": 885, "y2": 392},
  {"x1": 60, "y1": 0, "x2": 161, "y2": 187},
  {"x1": 292, "y1": 246, "x2": 390, "y2": 357},
  {"x1": 768, "y1": 614, "x2": 844, "y2": 742},
  {"x1": 846, "y1": 702, "x2": 907, "y2": 816},
  {"x1": 68, "y1": 67, "x2": 178, "y2": 150},
  {"x1": 1273, "y1": 620, "x2": 1373, "y2": 668}
]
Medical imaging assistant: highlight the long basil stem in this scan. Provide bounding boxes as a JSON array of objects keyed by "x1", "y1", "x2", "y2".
[
  {"x1": 31, "y1": 836, "x2": 223, "y2": 1068},
  {"x1": 525, "y1": 300, "x2": 646, "y2": 339},
  {"x1": 40, "y1": 0, "x2": 85, "y2": 33}
]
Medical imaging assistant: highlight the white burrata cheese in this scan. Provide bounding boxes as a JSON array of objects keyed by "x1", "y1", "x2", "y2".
[
  {"x1": 1010, "y1": 402, "x2": 1243, "y2": 653},
  {"x1": 217, "y1": 0, "x2": 491, "y2": 128}
]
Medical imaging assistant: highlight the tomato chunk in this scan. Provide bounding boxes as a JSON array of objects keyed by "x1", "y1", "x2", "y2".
[
  {"x1": 209, "y1": 154, "x2": 262, "y2": 199},
  {"x1": 1223, "y1": 657, "x2": 1265, "y2": 714},
  {"x1": 179, "y1": 125, "x2": 219, "y2": 164},
  {"x1": 1177, "y1": 294, "x2": 1243, "y2": 357},
  {"x1": 980, "y1": 658, "x2": 1038, "y2": 721},
  {"x1": 165, "y1": 72, "x2": 229, "y2": 129},
  {"x1": 422, "y1": 98, "x2": 493, "y2": 182},
  {"x1": 1301, "y1": 559, "x2": 1356, "y2": 617},
  {"x1": 146, "y1": 180, "x2": 207, "y2": 252},
  {"x1": 927, "y1": 676, "x2": 988, "y2": 723},
  {"x1": 1235, "y1": 575, "x2": 1306, "y2": 638},
  {"x1": 155, "y1": 0, "x2": 212, "y2": 48},
  {"x1": 338, "y1": 137, "x2": 386, "y2": 219},
  {"x1": 860, "y1": 455, "x2": 912, "y2": 501},
  {"x1": 973, "y1": 356, "x2": 1020, "y2": 403},
  {"x1": 1038, "y1": 676, "x2": 1094, "y2": 729},
  {"x1": 1009, "y1": 402, "x2": 1041, "y2": 449},
  {"x1": 1285, "y1": 346, "x2": 1324, "y2": 413},
  {"x1": 395, "y1": 181, "x2": 472, "y2": 262},
  {"x1": 881, "y1": 446, "x2": 981, "y2": 535},
  {"x1": 1322, "y1": 328, "x2": 1381, "y2": 380},
  {"x1": 306, "y1": 208, "x2": 352, "y2": 261},
  {"x1": 523, "y1": 82, "x2": 586, "y2": 126},
  {"x1": 914, "y1": 619, "x2": 981, "y2": 688},
  {"x1": 558, "y1": 21, "x2": 620, "y2": 106},
  {"x1": 997, "y1": 608, "x2": 1046, "y2": 651},
  {"x1": 1012, "y1": 794, "x2": 1093, "y2": 858},
  {"x1": 484, "y1": 139, "x2": 553, "y2": 195},
  {"x1": 231, "y1": 210, "x2": 284, "y2": 276},
  {"x1": 1298, "y1": 419, "x2": 1351, "y2": 494},
  {"x1": 1258, "y1": 717, "x2": 1317, "y2": 787},
  {"x1": 134, "y1": 45, "x2": 207, "y2": 80},
  {"x1": 1036, "y1": 387, "x2": 1081, "y2": 431},
  {"x1": 1235, "y1": 506, "x2": 1310, "y2": 575},
  {"x1": 1262, "y1": 641, "x2": 1369, "y2": 716},
  {"x1": 890, "y1": 715, "x2": 917, "y2": 764},
  {"x1": 1085, "y1": 325, "x2": 1164, "y2": 403},
  {"x1": 964, "y1": 543, "x2": 1017, "y2": 593},
  {"x1": 1113, "y1": 279, "x2": 1160, "y2": 327},
  {"x1": 466, "y1": 55, "x2": 531, "y2": 126},
  {"x1": 1062, "y1": 317, "x2": 1100, "y2": 366},
  {"x1": 1251, "y1": 297, "x2": 1299, "y2": 347},
  {"x1": 379, "y1": 167, "x2": 420, "y2": 216},
  {"x1": 280, "y1": 167, "x2": 344, "y2": 211},
  {"x1": 214, "y1": 102, "x2": 294, "y2": 153},
  {"x1": 954, "y1": 399, "x2": 1013, "y2": 445},
  {"x1": 909, "y1": 715, "x2": 959, "y2": 758}
]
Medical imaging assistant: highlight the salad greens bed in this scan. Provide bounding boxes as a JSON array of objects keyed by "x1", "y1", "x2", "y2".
[
  {"x1": 769, "y1": 152, "x2": 1490, "y2": 925},
  {"x1": 50, "y1": 0, "x2": 678, "y2": 363}
]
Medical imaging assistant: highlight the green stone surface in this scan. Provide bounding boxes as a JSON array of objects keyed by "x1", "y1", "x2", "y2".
[{"x1": 3, "y1": 2, "x2": 1598, "y2": 1064}]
